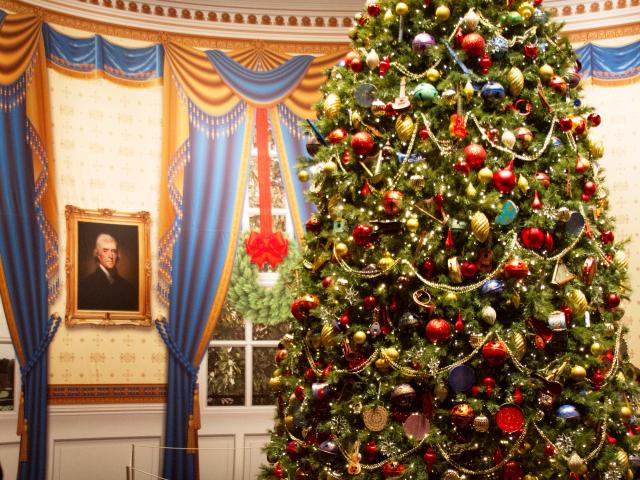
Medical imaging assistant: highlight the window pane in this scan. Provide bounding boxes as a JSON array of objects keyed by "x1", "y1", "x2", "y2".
[
  {"x1": 207, "y1": 346, "x2": 245, "y2": 406},
  {"x1": 0, "y1": 344, "x2": 15, "y2": 411},
  {"x1": 247, "y1": 155, "x2": 259, "y2": 208},
  {"x1": 248, "y1": 215, "x2": 286, "y2": 233},
  {"x1": 253, "y1": 322, "x2": 290, "y2": 341},
  {"x1": 212, "y1": 302, "x2": 245, "y2": 340},
  {"x1": 252, "y1": 347, "x2": 276, "y2": 406},
  {"x1": 270, "y1": 160, "x2": 285, "y2": 209}
]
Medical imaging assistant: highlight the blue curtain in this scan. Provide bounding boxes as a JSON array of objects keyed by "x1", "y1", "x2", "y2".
[
  {"x1": 0, "y1": 87, "x2": 59, "y2": 480},
  {"x1": 157, "y1": 100, "x2": 252, "y2": 479},
  {"x1": 576, "y1": 41, "x2": 640, "y2": 82}
]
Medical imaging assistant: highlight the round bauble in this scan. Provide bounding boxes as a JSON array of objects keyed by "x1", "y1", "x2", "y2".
[
  {"x1": 328, "y1": 128, "x2": 347, "y2": 144},
  {"x1": 504, "y1": 257, "x2": 529, "y2": 279},
  {"x1": 367, "y1": 0, "x2": 381, "y2": 17},
  {"x1": 557, "y1": 404, "x2": 581, "y2": 421},
  {"x1": 426, "y1": 318, "x2": 451, "y2": 343},
  {"x1": 306, "y1": 216, "x2": 322, "y2": 234},
  {"x1": 620, "y1": 406, "x2": 633, "y2": 422},
  {"x1": 480, "y1": 279, "x2": 504, "y2": 297},
  {"x1": 383, "y1": 190, "x2": 404, "y2": 215},
  {"x1": 462, "y1": 32, "x2": 485, "y2": 57},
  {"x1": 518, "y1": 2, "x2": 535, "y2": 19},
  {"x1": 473, "y1": 413, "x2": 490, "y2": 432},
  {"x1": 412, "y1": 32, "x2": 436, "y2": 54},
  {"x1": 460, "y1": 261, "x2": 478, "y2": 278},
  {"x1": 450, "y1": 403, "x2": 475, "y2": 429},
  {"x1": 297, "y1": 169, "x2": 309, "y2": 182},
  {"x1": 482, "y1": 340, "x2": 508, "y2": 366},
  {"x1": 406, "y1": 217, "x2": 419, "y2": 233},
  {"x1": 493, "y1": 160, "x2": 516, "y2": 193},
  {"x1": 516, "y1": 127, "x2": 533, "y2": 146},
  {"x1": 481, "y1": 305, "x2": 497, "y2": 325},
  {"x1": 505, "y1": 11, "x2": 523, "y2": 26},
  {"x1": 377, "y1": 253, "x2": 394, "y2": 271},
  {"x1": 435, "y1": 5, "x2": 450, "y2": 21},
  {"x1": 353, "y1": 224, "x2": 374, "y2": 247},
  {"x1": 464, "y1": 143, "x2": 486, "y2": 169},
  {"x1": 391, "y1": 384, "x2": 416, "y2": 408},
  {"x1": 351, "y1": 131, "x2": 374, "y2": 155},
  {"x1": 478, "y1": 166, "x2": 493, "y2": 184},
  {"x1": 471, "y1": 211, "x2": 490, "y2": 242},
  {"x1": 414, "y1": 83, "x2": 438, "y2": 103},
  {"x1": 590, "y1": 342, "x2": 604, "y2": 356},
  {"x1": 588, "y1": 112, "x2": 602, "y2": 127},
  {"x1": 395, "y1": 114, "x2": 414, "y2": 142},
  {"x1": 395, "y1": 2, "x2": 409, "y2": 15},
  {"x1": 487, "y1": 36, "x2": 508, "y2": 58},
  {"x1": 605, "y1": 292, "x2": 621, "y2": 309},
  {"x1": 549, "y1": 76, "x2": 568, "y2": 94},
  {"x1": 426, "y1": 67, "x2": 440, "y2": 82},
  {"x1": 481, "y1": 81, "x2": 506, "y2": 100},
  {"x1": 570, "y1": 365, "x2": 587, "y2": 381},
  {"x1": 520, "y1": 227, "x2": 545, "y2": 250},
  {"x1": 334, "y1": 242, "x2": 348, "y2": 257},
  {"x1": 353, "y1": 330, "x2": 367, "y2": 345}
]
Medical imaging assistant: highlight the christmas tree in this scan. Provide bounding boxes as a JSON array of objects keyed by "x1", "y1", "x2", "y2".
[{"x1": 261, "y1": 1, "x2": 640, "y2": 479}]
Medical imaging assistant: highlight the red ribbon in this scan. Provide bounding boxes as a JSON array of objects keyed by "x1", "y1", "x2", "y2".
[{"x1": 245, "y1": 229, "x2": 289, "y2": 269}]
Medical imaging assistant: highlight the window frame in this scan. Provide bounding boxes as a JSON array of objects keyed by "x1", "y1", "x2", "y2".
[{"x1": 0, "y1": 306, "x2": 18, "y2": 414}]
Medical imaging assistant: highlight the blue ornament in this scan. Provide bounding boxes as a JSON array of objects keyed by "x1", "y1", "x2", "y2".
[
  {"x1": 552, "y1": 136, "x2": 562, "y2": 148},
  {"x1": 481, "y1": 82, "x2": 506, "y2": 100},
  {"x1": 533, "y1": 9, "x2": 549, "y2": 25},
  {"x1": 556, "y1": 404, "x2": 581, "y2": 421},
  {"x1": 413, "y1": 83, "x2": 438, "y2": 103},
  {"x1": 574, "y1": 99, "x2": 582, "y2": 107},
  {"x1": 538, "y1": 41, "x2": 548, "y2": 53},
  {"x1": 396, "y1": 152, "x2": 421, "y2": 163},
  {"x1": 448, "y1": 365, "x2": 476, "y2": 392},
  {"x1": 480, "y1": 279, "x2": 504, "y2": 297},
  {"x1": 495, "y1": 200, "x2": 518, "y2": 226},
  {"x1": 319, "y1": 440, "x2": 339, "y2": 455},
  {"x1": 566, "y1": 211, "x2": 585, "y2": 236},
  {"x1": 629, "y1": 453, "x2": 640, "y2": 470},
  {"x1": 487, "y1": 36, "x2": 508, "y2": 58}
]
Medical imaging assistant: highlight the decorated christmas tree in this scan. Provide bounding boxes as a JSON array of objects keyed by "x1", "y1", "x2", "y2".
[{"x1": 261, "y1": 1, "x2": 640, "y2": 478}]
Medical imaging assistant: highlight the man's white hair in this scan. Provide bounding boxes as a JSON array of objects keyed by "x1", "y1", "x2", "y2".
[{"x1": 93, "y1": 233, "x2": 118, "y2": 258}]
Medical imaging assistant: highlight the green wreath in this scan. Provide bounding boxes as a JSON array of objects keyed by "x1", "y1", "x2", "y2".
[{"x1": 226, "y1": 234, "x2": 301, "y2": 325}]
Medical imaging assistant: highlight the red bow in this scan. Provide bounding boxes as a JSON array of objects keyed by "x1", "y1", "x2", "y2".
[{"x1": 245, "y1": 231, "x2": 288, "y2": 269}]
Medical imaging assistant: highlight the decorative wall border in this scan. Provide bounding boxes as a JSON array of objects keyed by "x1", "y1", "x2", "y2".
[{"x1": 48, "y1": 383, "x2": 167, "y2": 404}]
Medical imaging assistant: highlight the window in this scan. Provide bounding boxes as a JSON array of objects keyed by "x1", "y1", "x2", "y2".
[
  {"x1": 0, "y1": 300, "x2": 16, "y2": 412},
  {"x1": 207, "y1": 130, "x2": 292, "y2": 407}
]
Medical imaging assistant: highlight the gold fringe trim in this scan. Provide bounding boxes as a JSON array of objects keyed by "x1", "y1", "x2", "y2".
[
  {"x1": 47, "y1": 60, "x2": 162, "y2": 88},
  {"x1": 584, "y1": 75, "x2": 640, "y2": 87}
]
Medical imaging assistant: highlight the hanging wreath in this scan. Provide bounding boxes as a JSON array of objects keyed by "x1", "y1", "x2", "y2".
[{"x1": 226, "y1": 234, "x2": 301, "y2": 325}]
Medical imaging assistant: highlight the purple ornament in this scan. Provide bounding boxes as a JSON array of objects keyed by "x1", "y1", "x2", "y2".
[
  {"x1": 403, "y1": 413, "x2": 430, "y2": 439},
  {"x1": 412, "y1": 32, "x2": 436, "y2": 54}
]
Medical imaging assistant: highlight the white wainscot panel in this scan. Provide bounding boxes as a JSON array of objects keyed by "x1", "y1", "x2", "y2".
[
  {"x1": 53, "y1": 437, "x2": 160, "y2": 480},
  {"x1": 0, "y1": 442, "x2": 19, "y2": 480},
  {"x1": 199, "y1": 435, "x2": 235, "y2": 480},
  {"x1": 243, "y1": 434, "x2": 268, "y2": 480}
]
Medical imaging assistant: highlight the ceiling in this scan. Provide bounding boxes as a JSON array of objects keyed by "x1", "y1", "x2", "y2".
[{"x1": 12, "y1": 0, "x2": 640, "y2": 43}]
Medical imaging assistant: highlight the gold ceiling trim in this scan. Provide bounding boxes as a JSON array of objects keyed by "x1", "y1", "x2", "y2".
[
  {"x1": 0, "y1": 0, "x2": 351, "y2": 53},
  {"x1": 563, "y1": 22, "x2": 640, "y2": 42}
]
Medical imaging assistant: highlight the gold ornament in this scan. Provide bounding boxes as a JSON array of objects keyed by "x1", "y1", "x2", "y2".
[
  {"x1": 435, "y1": 5, "x2": 451, "y2": 21},
  {"x1": 518, "y1": 2, "x2": 535, "y2": 19},
  {"x1": 395, "y1": 2, "x2": 409, "y2": 16},
  {"x1": 335, "y1": 242, "x2": 349, "y2": 257},
  {"x1": 353, "y1": 330, "x2": 367, "y2": 344},
  {"x1": 620, "y1": 406, "x2": 633, "y2": 422},
  {"x1": 587, "y1": 133, "x2": 604, "y2": 159},
  {"x1": 466, "y1": 182, "x2": 478, "y2": 198},
  {"x1": 512, "y1": 291, "x2": 521, "y2": 307},
  {"x1": 448, "y1": 257, "x2": 463, "y2": 283},
  {"x1": 462, "y1": 9, "x2": 480, "y2": 31},
  {"x1": 508, "y1": 67, "x2": 525, "y2": 96},
  {"x1": 375, "y1": 357, "x2": 391, "y2": 372},
  {"x1": 297, "y1": 169, "x2": 310, "y2": 182},
  {"x1": 590, "y1": 342, "x2": 604, "y2": 356},
  {"x1": 371, "y1": 99, "x2": 386, "y2": 117},
  {"x1": 409, "y1": 175, "x2": 425, "y2": 190},
  {"x1": 518, "y1": 174, "x2": 529, "y2": 192},
  {"x1": 566, "y1": 289, "x2": 588, "y2": 315},
  {"x1": 434, "y1": 383, "x2": 448, "y2": 402},
  {"x1": 481, "y1": 305, "x2": 497, "y2": 325},
  {"x1": 378, "y1": 252, "x2": 395, "y2": 270},
  {"x1": 523, "y1": 475, "x2": 539, "y2": 480},
  {"x1": 323, "y1": 160, "x2": 338, "y2": 175},
  {"x1": 384, "y1": 347, "x2": 400, "y2": 361},
  {"x1": 464, "y1": 80, "x2": 475, "y2": 100},
  {"x1": 268, "y1": 376, "x2": 282, "y2": 392},
  {"x1": 617, "y1": 449, "x2": 630, "y2": 469},
  {"x1": 285, "y1": 415, "x2": 294, "y2": 430},
  {"x1": 366, "y1": 49, "x2": 380, "y2": 70},
  {"x1": 478, "y1": 167, "x2": 493, "y2": 184},
  {"x1": 570, "y1": 365, "x2": 587, "y2": 381},
  {"x1": 351, "y1": 110, "x2": 362, "y2": 129},
  {"x1": 395, "y1": 114, "x2": 414, "y2": 142},
  {"x1": 362, "y1": 405, "x2": 388, "y2": 431},
  {"x1": 406, "y1": 217, "x2": 419, "y2": 232},
  {"x1": 426, "y1": 68, "x2": 441, "y2": 82},
  {"x1": 307, "y1": 332, "x2": 322, "y2": 349},
  {"x1": 539, "y1": 64, "x2": 554, "y2": 82},
  {"x1": 517, "y1": 442, "x2": 532, "y2": 455},
  {"x1": 502, "y1": 130, "x2": 516, "y2": 149},
  {"x1": 323, "y1": 93, "x2": 341, "y2": 119},
  {"x1": 469, "y1": 333, "x2": 484, "y2": 348},
  {"x1": 442, "y1": 470, "x2": 460, "y2": 480},
  {"x1": 383, "y1": 8, "x2": 395, "y2": 22},
  {"x1": 613, "y1": 250, "x2": 629, "y2": 270},
  {"x1": 568, "y1": 452, "x2": 587, "y2": 474},
  {"x1": 473, "y1": 414, "x2": 490, "y2": 432},
  {"x1": 471, "y1": 211, "x2": 490, "y2": 242},
  {"x1": 511, "y1": 331, "x2": 526, "y2": 361},
  {"x1": 442, "y1": 89, "x2": 457, "y2": 105},
  {"x1": 444, "y1": 292, "x2": 458, "y2": 304},
  {"x1": 321, "y1": 322, "x2": 338, "y2": 346}
]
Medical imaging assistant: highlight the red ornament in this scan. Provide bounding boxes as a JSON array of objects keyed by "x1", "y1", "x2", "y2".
[
  {"x1": 294, "y1": 385, "x2": 305, "y2": 400},
  {"x1": 382, "y1": 461, "x2": 405, "y2": 478},
  {"x1": 462, "y1": 32, "x2": 486, "y2": 57},
  {"x1": 426, "y1": 318, "x2": 451, "y2": 343},
  {"x1": 600, "y1": 230, "x2": 614, "y2": 244},
  {"x1": 339, "y1": 309, "x2": 350, "y2": 327},
  {"x1": 455, "y1": 28, "x2": 465, "y2": 48},
  {"x1": 483, "y1": 377, "x2": 496, "y2": 397},
  {"x1": 305, "y1": 217, "x2": 322, "y2": 234},
  {"x1": 451, "y1": 113, "x2": 467, "y2": 138},
  {"x1": 328, "y1": 128, "x2": 348, "y2": 144},
  {"x1": 544, "y1": 443, "x2": 556, "y2": 456},
  {"x1": 544, "y1": 232, "x2": 554, "y2": 251},
  {"x1": 286, "y1": 440, "x2": 299, "y2": 459},
  {"x1": 493, "y1": 159, "x2": 517, "y2": 193},
  {"x1": 495, "y1": 404, "x2": 524, "y2": 433},
  {"x1": 494, "y1": 448, "x2": 504, "y2": 465},
  {"x1": 549, "y1": 76, "x2": 568, "y2": 94},
  {"x1": 482, "y1": 340, "x2": 508, "y2": 366},
  {"x1": 383, "y1": 190, "x2": 404, "y2": 215},
  {"x1": 593, "y1": 369, "x2": 605, "y2": 390},
  {"x1": 360, "y1": 180, "x2": 371, "y2": 197},
  {"x1": 291, "y1": 294, "x2": 320, "y2": 320},
  {"x1": 454, "y1": 312, "x2": 465, "y2": 332},
  {"x1": 464, "y1": 143, "x2": 487, "y2": 169},
  {"x1": 353, "y1": 224, "x2": 374, "y2": 247},
  {"x1": 351, "y1": 131, "x2": 374, "y2": 155},
  {"x1": 605, "y1": 293, "x2": 621, "y2": 309},
  {"x1": 487, "y1": 127, "x2": 499, "y2": 141},
  {"x1": 363, "y1": 295, "x2": 377, "y2": 310},
  {"x1": 274, "y1": 463, "x2": 285, "y2": 479},
  {"x1": 454, "y1": 159, "x2": 471, "y2": 175},
  {"x1": 350, "y1": 57, "x2": 364, "y2": 73},
  {"x1": 607, "y1": 434, "x2": 617, "y2": 445},
  {"x1": 582, "y1": 180, "x2": 597, "y2": 198},
  {"x1": 367, "y1": 0, "x2": 381, "y2": 17},
  {"x1": 460, "y1": 261, "x2": 478, "y2": 278},
  {"x1": 588, "y1": 113, "x2": 601, "y2": 127},
  {"x1": 502, "y1": 460, "x2": 523, "y2": 480},
  {"x1": 421, "y1": 257, "x2": 436, "y2": 278},
  {"x1": 504, "y1": 258, "x2": 529, "y2": 279},
  {"x1": 513, "y1": 386, "x2": 523, "y2": 405},
  {"x1": 560, "y1": 304, "x2": 573, "y2": 325},
  {"x1": 419, "y1": 128, "x2": 429, "y2": 140},
  {"x1": 379, "y1": 56, "x2": 390, "y2": 77},
  {"x1": 531, "y1": 190, "x2": 542, "y2": 209},
  {"x1": 523, "y1": 42, "x2": 538, "y2": 58},
  {"x1": 344, "y1": 51, "x2": 359, "y2": 67},
  {"x1": 479, "y1": 52, "x2": 492, "y2": 74},
  {"x1": 366, "y1": 440, "x2": 378, "y2": 462},
  {"x1": 575, "y1": 155, "x2": 590, "y2": 173},
  {"x1": 304, "y1": 367, "x2": 316, "y2": 382},
  {"x1": 444, "y1": 228, "x2": 455, "y2": 250},
  {"x1": 471, "y1": 385, "x2": 481, "y2": 398},
  {"x1": 322, "y1": 276, "x2": 333, "y2": 289},
  {"x1": 341, "y1": 150, "x2": 351, "y2": 164},
  {"x1": 558, "y1": 116, "x2": 573, "y2": 132},
  {"x1": 423, "y1": 447, "x2": 437, "y2": 473},
  {"x1": 520, "y1": 227, "x2": 545, "y2": 250},
  {"x1": 275, "y1": 349, "x2": 287, "y2": 363},
  {"x1": 573, "y1": 116, "x2": 587, "y2": 135}
]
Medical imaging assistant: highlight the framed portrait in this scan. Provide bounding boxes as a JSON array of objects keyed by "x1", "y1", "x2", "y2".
[{"x1": 65, "y1": 206, "x2": 151, "y2": 326}]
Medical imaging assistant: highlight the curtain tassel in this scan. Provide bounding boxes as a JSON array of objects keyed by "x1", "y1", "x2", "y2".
[
  {"x1": 192, "y1": 385, "x2": 201, "y2": 430},
  {"x1": 186, "y1": 415, "x2": 197, "y2": 455},
  {"x1": 19, "y1": 419, "x2": 28, "y2": 462}
]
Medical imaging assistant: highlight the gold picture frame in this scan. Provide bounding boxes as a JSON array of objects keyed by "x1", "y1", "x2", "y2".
[{"x1": 65, "y1": 206, "x2": 151, "y2": 326}]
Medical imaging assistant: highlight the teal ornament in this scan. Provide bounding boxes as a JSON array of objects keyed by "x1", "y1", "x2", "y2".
[
  {"x1": 533, "y1": 9, "x2": 548, "y2": 25},
  {"x1": 414, "y1": 83, "x2": 438, "y2": 103},
  {"x1": 556, "y1": 404, "x2": 580, "y2": 421},
  {"x1": 448, "y1": 365, "x2": 476, "y2": 392},
  {"x1": 480, "y1": 279, "x2": 504, "y2": 297},
  {"x1": 333, "y1": 219, "x2": 345, "y2": 234},
  {"x1": 504, "y1": 11, "x2": 523, "y2": 26},
  {"x1": 488, "y1": 36, "x2": 508, "y2": 58},
  {"x1": 495, "y1": 200, "x2": 518, "y2": 225},
  {"x1": 481, "y1": 82, "x2": 506, "y2": 100},
  {"x1": 450, "y1": 219, "x2": 468, "y2": 241},
  {"x1": 565, "y1": 211, "x2": 585, "y2": 236}
]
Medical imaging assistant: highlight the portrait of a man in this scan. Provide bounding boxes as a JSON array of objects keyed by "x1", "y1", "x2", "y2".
[
  {"x1": 78, "y1": 233, "x2": 137, "y2": 311},
  {"x1": 65, "y1": 206, "x2": 151, "y2": 326}
]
